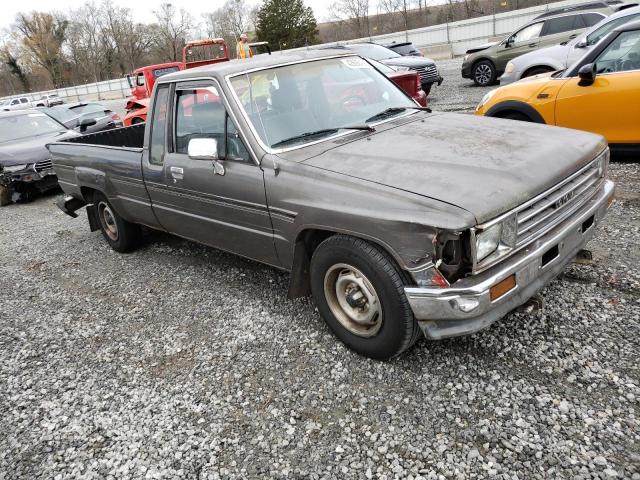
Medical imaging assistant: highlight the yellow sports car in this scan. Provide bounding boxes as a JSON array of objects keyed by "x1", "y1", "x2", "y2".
[{"x1": 476, "y1": 20, "x2": 640, "y2": 157}]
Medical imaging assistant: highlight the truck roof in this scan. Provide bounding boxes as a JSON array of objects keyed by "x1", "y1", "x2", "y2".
[{"x1": 158, "y1": 49, "x2": 353, "y2": 83}]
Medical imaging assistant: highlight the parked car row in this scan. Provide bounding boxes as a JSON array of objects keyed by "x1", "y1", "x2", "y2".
[
  {"x1": 0, "y1": 102, "x2": 124, "y2": 205},
  {"x1": 461, "y1": 0, "x2": 637, "y2": 86},
  {"x1": 1, "y1": 94, "x2": 64, "y2": 111}
]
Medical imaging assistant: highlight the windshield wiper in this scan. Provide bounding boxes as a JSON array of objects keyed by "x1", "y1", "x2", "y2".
[
  {"x1": 365, "y1": 106, "x2": 431, "y2": 123},
  {"x1": 271, "y1": 125, "x2": 374, "y2": 148}
]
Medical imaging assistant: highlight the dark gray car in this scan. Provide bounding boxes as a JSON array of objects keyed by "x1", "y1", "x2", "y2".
[
  {"x1": 43, "y1": 102, "x2": 123, "y2": 134},
  {"x1": 0, "y1": 110, "x2": 78, "y2": 205},
  {"x1": 330, "y1": 43, "x2": 443, "y2": 95},
  {"x1": 48, "y1": 51, "x2": 614, "y2": 360}
]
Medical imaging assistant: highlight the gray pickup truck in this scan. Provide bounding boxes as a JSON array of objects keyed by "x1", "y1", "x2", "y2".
[{"x1": 48, "y1": 50, "x2": 615, "y2": 360}]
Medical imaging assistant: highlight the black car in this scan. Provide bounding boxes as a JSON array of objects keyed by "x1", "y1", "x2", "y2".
[
  {"x1": 329, "y1": 43, "x2": 443, "y2": 95},
  {"x1": 384, "y1": 41, "x2": 424, "y2": 57},
  {"x1": 43, "y1": 102, "x2": 123, "y2": 134},
  {"x1": 0, "y1": 110, "x2": 79, "y2": 205}
]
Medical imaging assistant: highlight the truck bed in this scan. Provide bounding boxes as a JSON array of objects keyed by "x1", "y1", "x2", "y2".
[{"x1": 63, "y1": 123, "x2": 145, "y2": 148}]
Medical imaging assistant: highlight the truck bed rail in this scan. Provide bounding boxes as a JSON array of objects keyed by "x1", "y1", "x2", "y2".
[{"x1": 63, "y1": 123, "x2": 145, "y2": 149}]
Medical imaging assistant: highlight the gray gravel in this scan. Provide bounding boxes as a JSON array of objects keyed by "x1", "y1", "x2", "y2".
[{"x1": 1, "y1": 58, "x2": 639, "y2": 479}]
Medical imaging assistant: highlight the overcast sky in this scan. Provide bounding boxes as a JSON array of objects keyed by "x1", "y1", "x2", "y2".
[{"x1": 1, "y1": 0, "x2": 333, "y2": 32}]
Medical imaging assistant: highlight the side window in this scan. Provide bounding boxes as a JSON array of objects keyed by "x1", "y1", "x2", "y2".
[
  {"x1": 20, "y1": 98, "x2": 29, "y2": 104},
  {"x1": 149, "y1": 85, "x2": 170, "y2": 166},
  {"x1": 174, "y1": 86, "x2": 225, "y2": 155},
  {"x1": 11, "y1": 99, "x2": 19, "y2": 105},
  {"x1": 541, "y1": 15, "x2": 580, "y2": 37},
  {"x1": 512, "y1": 22, "x2": 543, "y2": 43},
  {"x1": 136, "y1": 73, "x2": 145, "y2": 86},
  {"x1": 587, "y1": 14, "x2": 640, "y2": 46},
  {"x1": 594, "y1": 30, "x2": 640, "y2": 74},
  {"x1": 225, "y1": 115, "x2": 251, "y2": 162},
  {"x1": 582, "y1": 13, "x2": 605, "y2": 28}
]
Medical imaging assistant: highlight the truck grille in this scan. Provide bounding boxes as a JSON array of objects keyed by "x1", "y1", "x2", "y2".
[
  {"x1": 411, "y1": 64, "x2": 440, "y2": 84},
  {"x1": 514, "y1": 159, "x2": 602, "y2": 247},
  {"x1": 34, "y1": 159, "x2": 53, "y2": 172}
]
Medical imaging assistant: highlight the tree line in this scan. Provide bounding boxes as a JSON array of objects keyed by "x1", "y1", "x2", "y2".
[{"x1": 0, "y1": 0, "x2": 319, "y2": 97}]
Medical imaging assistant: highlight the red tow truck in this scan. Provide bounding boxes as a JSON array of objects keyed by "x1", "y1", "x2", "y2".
[{"x1": 124, "y1": 39, "x2": 229, "y2": 126}]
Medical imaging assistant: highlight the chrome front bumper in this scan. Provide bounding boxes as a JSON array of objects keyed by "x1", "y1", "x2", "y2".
[{"x1": 405, "y1": 179, "x2": 615, "y2": 340}]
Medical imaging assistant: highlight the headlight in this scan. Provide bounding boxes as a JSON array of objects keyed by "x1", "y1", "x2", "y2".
[
  {"x1": 504, "y1": 61, "x2": 514, "y2": 74},
  {"x1": 464, "y1": 54, "x2": 470, "y2": 62},
  {"x1": 595, "y1": 148, "x2": 609, "y2": 177},
  {"x1": 476, "y1": 88, "x2": 498, "y2": 110},
  {"x1": 474, "y1": 214, "x2": 518, "y2": 263},
  {"x1": 2, "y1": 164, "x2": 29, "y2": 173}
]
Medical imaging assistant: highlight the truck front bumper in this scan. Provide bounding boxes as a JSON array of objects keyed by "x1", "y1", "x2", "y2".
[{"x1": 405, "y1": 179, "x2": 615, "y2": 340}]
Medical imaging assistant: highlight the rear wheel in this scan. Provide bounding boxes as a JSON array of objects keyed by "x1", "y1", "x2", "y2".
[
  {"x1": 0, "y1": 185, "x2": 11, "y2": 206},
  {"x1": 94, "y1": 192, "x2": 141, "y2": 252},
  {"x1": 472, "y1": 60, "x2": 497, "y2": 87},
  {"x1": 310, "y1": 235, "x2": 420, "y2": 360}
]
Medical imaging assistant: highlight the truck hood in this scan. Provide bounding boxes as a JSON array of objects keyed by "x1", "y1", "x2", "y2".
[
  {"x1": 0, "y1": 130, "x2": 78, "y2": 167},
  {"x1": 298, "y1": 112, "x2": 605, "y2": 224}
]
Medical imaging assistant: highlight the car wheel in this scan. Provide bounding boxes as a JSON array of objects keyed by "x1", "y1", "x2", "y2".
[
  {"x1": 522, "y1": 66, "x2": 554, "y2": 78},
  {"x1": 0, "y1": 185, "x2": 11, "y2": 206},
  {"x1": 502, "y1": 112, "x2": 532, "y2": 122},
  {"x1": 422, "y1": 83, "x2": 432, "y2": 96},
  {"x1": 93, "y1": 192, "x2": 141, "y2": 252},
  {"x1": 310, "y1": 235, "x2": 421, "y2": 360},
  {"x1": 472, "y1": 60, "x2": 497, "y2": 87},
  {"x1": 131, "y1": 117, "x2": 145, "y2": 125}
]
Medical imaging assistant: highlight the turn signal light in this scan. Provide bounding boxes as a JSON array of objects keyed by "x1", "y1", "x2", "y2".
[{"x1": 490, "y1": 274, "x2": 516, "y2": 301}]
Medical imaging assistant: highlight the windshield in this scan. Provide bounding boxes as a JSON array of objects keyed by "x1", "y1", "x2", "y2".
[
  {"x1": 586, "y1": 13, "x2": 640, "y2": 46},
  {"x1": 0, "y1": 112, "x2": 65, "y2": 143},
  {"x1": 229, "y1": 56, "x2": 416, "y2": 149},
  {"x1": 348, "y1": 44, "x2": 400, "y2": 60}
]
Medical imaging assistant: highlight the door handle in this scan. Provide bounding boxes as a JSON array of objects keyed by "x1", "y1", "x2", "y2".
[
  {"x1": 170, "y1": 166, "x2": 184, "y2": 180},
  {"x1": 569, "y1": 34, "x2": 577, "y2": 39},
  {"x1": 528, "y1": 43, "x2": 537, "y2": 48}
]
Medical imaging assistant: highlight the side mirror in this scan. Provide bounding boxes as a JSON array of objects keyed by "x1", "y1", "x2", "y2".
[
  {"x1": 79, "y1": 118, "x2": 97, "y2": 132},
  {"x1": 578, "y1": 62, "x2": 596, "y2": 86},
  {"x1": 505, "y1": 37, "x2": 514, "y2": 48},
  {"x1": 575, "y1": 39, "x2": 587, "y2": 49},
  {"x1": 188, "y1": 137, "x2": 225, "y2": 175}
]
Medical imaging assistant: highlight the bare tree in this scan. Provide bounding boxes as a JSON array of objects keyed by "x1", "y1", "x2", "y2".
[
  {"x1": 15, "y1": 12, "x2": 68, "y2": 88},
  {"x1": 330, "y1": 0, "x2": 371, "y2": 38},
  {"x1": 152, "y1": 3, "x2": 194, "y2": 62}
]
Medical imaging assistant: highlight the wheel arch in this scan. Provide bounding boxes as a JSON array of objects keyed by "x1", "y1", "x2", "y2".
[
  {"x1": 522, "y1": 64, "x2": 557, "y2": 78},
  {"x1": 287, "y1": 228, "x2": 413, "y2": 299},
  {"x1": 485, "y1": 100, "x2": 546, "y2": 124}
]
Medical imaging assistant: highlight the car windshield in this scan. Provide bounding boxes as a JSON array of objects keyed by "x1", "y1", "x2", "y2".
[
  {"x1": 46, "y1": 104, "x2": 105, "y2": 123},
  {"x1": 586, "y1": 13, "x2": 640, "y2": 45},
  {"x1": 349, "y1": 44, "x2": 401, "y2": 60},
  {"x1": 0, "y1": 112, "x2": 64, "y2": 143},
  {"x1": 229, "y1": 56, "x2": 416, "y2": 149}
]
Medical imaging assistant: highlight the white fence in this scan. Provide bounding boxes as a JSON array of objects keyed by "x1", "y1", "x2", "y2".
[
  {"x1": 0, "y1": 77, "x2": 130, "y2": 105},
  {"x1": 0, "y1": 0, "x2": 594, "y2": 103}
]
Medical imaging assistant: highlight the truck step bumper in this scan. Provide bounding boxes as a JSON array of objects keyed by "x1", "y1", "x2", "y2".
[
  {"x1": 404, "y1": 179, "x2": 615, "y2": 340},
  {"x1": 56, "y1": 195, "x2": 87, "y2": 218}
]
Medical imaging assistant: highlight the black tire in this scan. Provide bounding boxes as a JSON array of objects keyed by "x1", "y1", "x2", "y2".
[
  {"x1": 522, "y1": 66, "x2": 553, "y2": 78},
  {"x1": 422, "y1": 83, "x2": 432, "y2": 96},
  {"x1": 0, "y1": 185, "x2": 11, "y2": 206},
  {"x1": 472, "y1": 60, "x2": 497, "y2": 87},
  {"x1": 131, "y1": 117, "x2": 145, "y2": 125},
  {"x1": 502, "y1": 112, "x2": 532, "y2": 122},
  {"x1": 93, "y1": 192, "x2": 141, "y2": 253},
  {"x1": 310, "y1": 235, "x2": 421, "y2": 360}
]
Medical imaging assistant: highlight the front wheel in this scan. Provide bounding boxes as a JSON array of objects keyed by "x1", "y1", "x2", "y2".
[
  {"x1": 422, "y1": 83, "x2": 432, "y2": 96},
  {"x1": 93, "y1": 192, "x2": 141, "y2": 252},
  {"x1": 310, "y1": 235, "x2": 421, "y2": 360},
  {"x1": 472, "y1": 60, "x2": 497, "y2": 87}
]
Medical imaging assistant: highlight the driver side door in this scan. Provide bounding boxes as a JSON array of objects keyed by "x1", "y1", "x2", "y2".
[
  {"x1": 147, "y1": 80, "x2": 279, "y2": 266},
  {"x1": 555, "y1": 28, "x2": 640, "y2": 144}
]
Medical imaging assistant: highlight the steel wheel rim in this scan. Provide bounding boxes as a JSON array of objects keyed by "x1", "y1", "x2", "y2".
[
  {"x1": 98, "y1": 201, "x2": 118, "y2": 241},
  {"x1": 475, "y1": 64, "x2": 492, "y2": 85},
  {"x1": 324, "y1": 263, "x2": 383, "y2": 338}
]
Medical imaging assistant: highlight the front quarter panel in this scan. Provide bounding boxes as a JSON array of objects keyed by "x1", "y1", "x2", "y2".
[{"x1": 263, "y1": 155, "x2": 476, "y2": 273}]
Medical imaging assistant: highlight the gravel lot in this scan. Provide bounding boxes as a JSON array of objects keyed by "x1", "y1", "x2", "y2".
[{"x1": 1, "y1": 58, "x2": 639, "y2": 480}]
